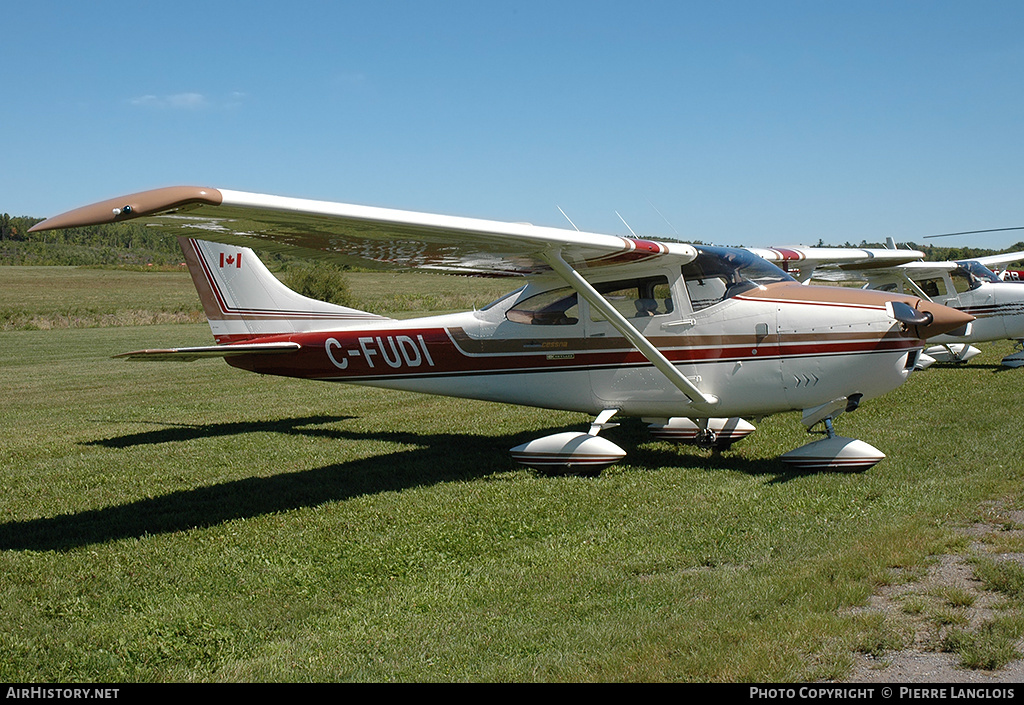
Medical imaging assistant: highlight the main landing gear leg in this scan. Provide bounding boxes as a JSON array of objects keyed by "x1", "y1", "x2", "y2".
[{"x1": 645, "y1": 417, "x2": 757, "y2": 449}]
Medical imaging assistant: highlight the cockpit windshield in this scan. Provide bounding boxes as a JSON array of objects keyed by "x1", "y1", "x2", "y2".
[
  {"x1": 955, "y1": 261, "x2": 1002, "y2": 287},
  {"x1": 682, "y1": 246, "x2": 795, "y2": 311}
]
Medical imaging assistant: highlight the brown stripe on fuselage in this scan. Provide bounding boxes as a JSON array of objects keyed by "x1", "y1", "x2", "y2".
[
  {"x1": 445, "y1": 326, "x2": 910, "y2": 356},
  {"x1": 735, "y1": 281, "x2": 916, "y2": 308}
]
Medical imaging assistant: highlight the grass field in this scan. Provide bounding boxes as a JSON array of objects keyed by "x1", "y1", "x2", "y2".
[
  {"x1": 2, "y1": 266, "x2": 1024, "y2": 682},
  {"x1": 0, "y1": 266, "x2": 517, "y2": 329}
]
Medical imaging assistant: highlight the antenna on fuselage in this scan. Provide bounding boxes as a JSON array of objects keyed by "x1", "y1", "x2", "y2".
[
  {"x1": 615, "y1": 211, "x2": 639, "y2": 239},
  {"x1": 556, "y1": 206, "x2": 580, "y2": 231},
  {"x1": 646, "y1": 197, "x2": 680, "y2": 237}
]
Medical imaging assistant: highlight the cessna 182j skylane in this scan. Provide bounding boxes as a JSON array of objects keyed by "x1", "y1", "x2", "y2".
[
  {"x1": 30, "y1": 186, "x2": 974, "y2": 472},
  {"x1": 749, "y1": 240, "x2": 1024, "y2": 368}
]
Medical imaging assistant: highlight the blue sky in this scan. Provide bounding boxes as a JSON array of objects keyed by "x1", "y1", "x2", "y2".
[{"x1": 4, "y1": 1, "x2": 1024, "y2": 249}]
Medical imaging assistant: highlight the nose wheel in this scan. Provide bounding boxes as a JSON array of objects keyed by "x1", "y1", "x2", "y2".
[{"x1": 924, "y1": 343, "x2": 981, "y2": 365}]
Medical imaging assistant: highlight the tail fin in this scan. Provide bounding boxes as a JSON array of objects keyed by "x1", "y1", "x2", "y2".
[{"x1": 179, "y1": 237, "x2": 387, "y2": 343}]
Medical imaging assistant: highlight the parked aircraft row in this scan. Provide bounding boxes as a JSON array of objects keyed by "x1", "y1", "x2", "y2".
[{"x1": 31, "y1": 187, "x2": 1006, "y2": 473}]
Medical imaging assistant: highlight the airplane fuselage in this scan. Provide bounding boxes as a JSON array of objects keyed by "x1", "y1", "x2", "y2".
[
  {"x1": 934, "y1": 283, "x2": 1024, "y2": 343},
  {"x1": 223, "y1": 279, "x2": 928, "y2": 420},
  {"x1": 880, "y1": 265, "x2": 1024, "y2": 344}
]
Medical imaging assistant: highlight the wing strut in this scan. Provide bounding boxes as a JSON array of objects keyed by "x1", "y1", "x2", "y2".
[{"x1": 542, "y1": 250, "x2": 719, "y2": 410}]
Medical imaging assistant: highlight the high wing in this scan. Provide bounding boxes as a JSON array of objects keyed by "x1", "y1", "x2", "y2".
[
  {"x1": 745, "y1": 245, "x2": 1024, "y2": 285},
  {"x1": 969, "y1": 250, "x2": 1024, "y2": 269},
  {"x1": 744, "y1": 246, "x2": 925, "y2": 283},
  {"x1": 28, "y1": 186, "x2": 697, "y2": 276}
]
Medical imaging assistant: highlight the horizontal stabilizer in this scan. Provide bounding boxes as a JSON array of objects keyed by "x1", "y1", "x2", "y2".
[{"x1": 114, "y1": 341, "x2": 301, "y2": 361}]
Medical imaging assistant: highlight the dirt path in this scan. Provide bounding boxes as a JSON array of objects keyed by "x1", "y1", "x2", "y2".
[{"x1": 842, "y1": 506, "x2": 1024, "y2": 683}]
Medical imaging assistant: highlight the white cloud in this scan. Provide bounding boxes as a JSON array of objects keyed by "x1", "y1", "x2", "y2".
[
  {"x1": 128, "y1": 92, "x2": 242, "y2": 110},
  {"x1": 166, "y1": 92, "x2": 207, "y2": 109},
  {"x1": 128, "y1": 94, "x2": 161, "y2": 107}
]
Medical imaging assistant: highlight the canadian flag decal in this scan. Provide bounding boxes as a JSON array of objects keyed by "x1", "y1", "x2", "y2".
[{"x1": 219, "y1": 252, "x2": 242, "y2": 269}]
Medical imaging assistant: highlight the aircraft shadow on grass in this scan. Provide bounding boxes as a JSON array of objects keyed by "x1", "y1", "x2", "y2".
[
  {"x1": 931, "y1": 361, "x2": 1016, "y2": 373},
  {"x1": 0, "y1": 415, "x2": 795, "y2": 552}
]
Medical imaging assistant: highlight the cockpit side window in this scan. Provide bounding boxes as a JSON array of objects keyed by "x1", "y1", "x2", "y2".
[
  {"x1": 682, "y1": 246, "x2": 794, "y2": 311},
  {"x1": 912, "y1": 277, "x2": 945, "y2": 298},
  {"x1": 589, "y1": 276, "x2": 673, "y2": 321},
  {"x1": 506, "y1": 287, "x2": 579, "y2": 325},
  {"x1": 950, "y1": 270, "x2": 977, "y2": 294}
]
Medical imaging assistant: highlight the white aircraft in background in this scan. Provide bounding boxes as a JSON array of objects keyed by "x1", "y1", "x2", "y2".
[
  {"x1": 29, "y1": 187, "x2": 972, "y2": 471},
  {"x1": 749, "y1": 239, "x2": 1024, "y2": 368}
]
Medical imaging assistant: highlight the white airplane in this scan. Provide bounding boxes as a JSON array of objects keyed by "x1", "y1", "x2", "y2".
[
  {"x1": 29, "y1": 186, "x2": 974, "y2": 472},
  {"x1": 750, "y1": 240, "x2": 1024, "y2": 368}
]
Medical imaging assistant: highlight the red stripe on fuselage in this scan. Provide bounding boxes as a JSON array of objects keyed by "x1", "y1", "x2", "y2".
[{"x1": 221, "y1": 326, "x2": 920, "y2": 381}]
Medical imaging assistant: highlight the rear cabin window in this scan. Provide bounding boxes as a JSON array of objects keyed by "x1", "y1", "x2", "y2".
[
  {"x1": 506, "y1": 287, "x2": 579, "y2": 325},
  {"x1": 504, "y1": 276, "x2": 674, "y2": 325}
]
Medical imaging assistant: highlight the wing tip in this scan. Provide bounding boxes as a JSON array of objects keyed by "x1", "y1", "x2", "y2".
[{"x1": 29, "y1": 186, "x2": 224, "y2": 233}]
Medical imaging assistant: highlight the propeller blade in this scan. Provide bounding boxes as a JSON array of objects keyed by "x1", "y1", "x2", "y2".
[{"x1": 888, "y1": 300, "x2": 933, "y2": 326}]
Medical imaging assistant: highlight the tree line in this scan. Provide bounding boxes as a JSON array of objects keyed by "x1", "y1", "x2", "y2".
[{"x1": 0, "y1": 213, "x2": 185, "y2": 266}]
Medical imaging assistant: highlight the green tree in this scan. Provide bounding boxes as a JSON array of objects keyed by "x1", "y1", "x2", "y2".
[{"x1": 283, "y1": 262, "x2": 353, "y2": 306}]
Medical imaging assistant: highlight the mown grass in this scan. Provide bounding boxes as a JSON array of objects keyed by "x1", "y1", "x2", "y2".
[
  {"x1": 0, "y1": 266, "x2": 203, "y2": 330},
  {"x1": 0, "y1": 266, "x2": 516, "y2": 330},
  {"x1": 1, "y1": 267, "x2": 1023, "y2": 682}
]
